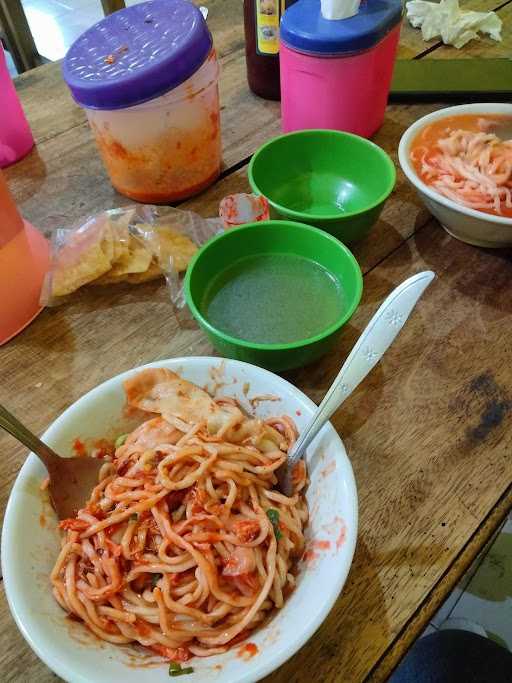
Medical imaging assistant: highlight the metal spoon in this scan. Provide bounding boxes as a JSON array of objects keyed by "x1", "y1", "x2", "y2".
[
  {"x1": 0, "y1": 404, "x2": 104, "y2": 519},
  {"x1": 278, "y1": 271, "x2": 435, "y2": 496}
]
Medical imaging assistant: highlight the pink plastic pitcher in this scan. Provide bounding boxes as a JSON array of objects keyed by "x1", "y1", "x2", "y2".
[
  {"x1": 280, "y1": 0, "x2": 402, "y2": 138},
  {"x1": 0, "y1": 171, "x2": 49, "y2": 345},
  {"x1": 0, "y1": 45, "x2": 34, "y2": 167}
]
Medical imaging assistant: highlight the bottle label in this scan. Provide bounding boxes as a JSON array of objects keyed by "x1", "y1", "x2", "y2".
[{"x1": 255, "y1": 0, "x2": 282, "y2": 56}]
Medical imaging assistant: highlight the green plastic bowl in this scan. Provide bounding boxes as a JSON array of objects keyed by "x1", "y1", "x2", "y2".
[
  {"x1": 184, "y1": 220, "x2": 363, "y2": 371},
  {"x1": 248, "y1": 129, "x2": 396, "y2": 243}
]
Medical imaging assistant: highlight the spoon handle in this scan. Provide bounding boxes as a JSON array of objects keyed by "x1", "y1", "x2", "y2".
[
  {"x1": 0, "y1": 403, "x2": 60, "y2": 471},
  {"x1": 287, "y1": 271, "x2": 435, "y2": 472}
]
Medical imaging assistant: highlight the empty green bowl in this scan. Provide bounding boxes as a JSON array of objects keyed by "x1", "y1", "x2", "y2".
[
  {"x1": 248, "y1": 129, "x2": 396, "y2": 243},
  {"x1": 184, "y1": 220, "x2": 363, "y2": 372}
]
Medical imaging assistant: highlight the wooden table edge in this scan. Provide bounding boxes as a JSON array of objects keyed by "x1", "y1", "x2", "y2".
[{"x1": 367, "y1": 482, "x2": 512, "y2": 682}]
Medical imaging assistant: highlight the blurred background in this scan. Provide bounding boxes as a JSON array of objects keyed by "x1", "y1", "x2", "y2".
[{"x1": 2, "y1": 0, "x2": 135, "y2": 76}]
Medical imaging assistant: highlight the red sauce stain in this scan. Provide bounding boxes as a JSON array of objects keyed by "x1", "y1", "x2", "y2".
[
  {"x1": 118, "y1": 165, "x2": 220, "y2": 204},
  {"x1": 209, "y1": 111, "x2": 219, "y2": 139},
  {"x1": 237, "y1": 642, "x2": 259, "y2": 660},
  {"x1": 92, "y1": 438, "x2": 115, "y2": 458},
  {"x1": 109, "y1": 140, "x2": 129, "y2": 160},
  {"x1": 72, "y1": 438, "x2": 87, "y2": 457},
  {"x1": 295, "y1": 409, "x2": 301, "y2": 416},
  {"x1": 226, "y1": 629, "x2": 251, "y2": 648},
  {"x1": 148, "y1": 643, "x2": 190, "y2": 662},
  {"x1": 39, "y1": 513, "x2": 46, "y2": 528},
  {"x1": 336, "y1": 519, "x2": 347, "y2": 550},
  {"x1": 302, "y1": 550, "x2": 319, "y2": 564},
  {"x1": 311, "y1": 540, "x2": 331, "y2": 550},
  {"x1": 65, "y1": 613, "x2": 81, "y2": 622}
]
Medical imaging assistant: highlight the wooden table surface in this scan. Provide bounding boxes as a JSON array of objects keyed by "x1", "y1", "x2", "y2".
[{"x1": 2, "y1": 2, "x2": 512, "y2": 681}]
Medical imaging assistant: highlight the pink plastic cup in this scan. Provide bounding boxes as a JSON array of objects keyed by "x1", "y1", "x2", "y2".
[
  {"x1": 280, "y1": 0, "x2": 402, "y2": 138},
  {"x1": 0, "y1": 45, "x2": 34, "y2": 168}
]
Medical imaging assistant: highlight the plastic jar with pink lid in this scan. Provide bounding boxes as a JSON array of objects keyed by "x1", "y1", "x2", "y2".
[
  {"x1": 280, "y1": 0, "x2": 402, "y2": 138},
  {"x1": 63, "y1": 0, "x2": 221, "y2": 204}
]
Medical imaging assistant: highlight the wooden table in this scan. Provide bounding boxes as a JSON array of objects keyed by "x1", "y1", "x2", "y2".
[{"x1": 2, "y1": 2, "x2": 512, "y2": 681}]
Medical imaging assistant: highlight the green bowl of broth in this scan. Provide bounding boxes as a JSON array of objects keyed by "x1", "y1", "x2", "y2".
[{"x1": 184, "y1": 220, "x2": 363, "y2": 371}]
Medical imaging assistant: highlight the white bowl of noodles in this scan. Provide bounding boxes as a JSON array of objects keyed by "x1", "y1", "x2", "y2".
[
  {"x1": 399, "y1": 102, "x2": 512, "y2": 248},
  {"x1": 2, "y1": 357, "x2": 357, "y2": 683}
]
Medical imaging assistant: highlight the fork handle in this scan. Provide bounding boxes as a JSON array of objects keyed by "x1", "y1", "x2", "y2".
[{"x1": 0, "y1": 403, "x2": 60, "y2": 472}]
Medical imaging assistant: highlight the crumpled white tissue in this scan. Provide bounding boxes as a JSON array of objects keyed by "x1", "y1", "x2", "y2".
[
  {"x1": 406, "y1": 0, "x2": 502, "y2": 49},
  {"x1": 321, "y1": 0, "x2": 361, "y2": 21}
]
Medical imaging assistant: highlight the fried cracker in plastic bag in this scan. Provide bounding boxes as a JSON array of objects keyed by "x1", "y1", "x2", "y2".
[
  {"x1": 40, "y1": 205, "x2": 221, "y2": 307},
  {"x1": 40, "y1": 194, "x2": 268, "y2": 309}
]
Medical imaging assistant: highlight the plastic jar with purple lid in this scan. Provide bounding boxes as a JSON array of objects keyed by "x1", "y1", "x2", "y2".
[{"x1": 63, "y1": 0, "x2": 221, "y2": 203}]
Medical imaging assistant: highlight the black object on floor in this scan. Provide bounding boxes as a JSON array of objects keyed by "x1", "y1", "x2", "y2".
[{"x1": 389, "y1": 629, "x2": 512, "y2": 683}]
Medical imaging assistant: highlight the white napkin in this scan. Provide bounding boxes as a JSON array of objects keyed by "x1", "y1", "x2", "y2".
[
  {"x1": 321, "y1": 0, "x2": 361, "y2": 21},
  {"x1": 406, "y1": 0, "x2": 502, "y2": 49}
]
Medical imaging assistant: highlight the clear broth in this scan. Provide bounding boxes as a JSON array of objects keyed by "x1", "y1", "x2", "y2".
[{"x1": 201, "y1": 253, "x2": 344, "y2": 345}]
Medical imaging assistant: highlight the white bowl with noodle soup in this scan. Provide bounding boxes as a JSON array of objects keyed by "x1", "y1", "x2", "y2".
[
  {"x1": 2, "y1": 357, "x2": 357, "y2": 683},
  {"x1": 398, "y1": 102, "x2": 512, "y2": 248}
]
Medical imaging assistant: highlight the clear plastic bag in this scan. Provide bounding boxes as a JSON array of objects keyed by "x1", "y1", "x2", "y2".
[{"x1": 40, "y1": 205, "x2": 221, "y2": 307}]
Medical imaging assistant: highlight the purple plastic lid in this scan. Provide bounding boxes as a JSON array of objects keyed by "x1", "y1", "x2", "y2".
[{"x1": 62, "y1": 0, "x2": 212, "y2": 110}]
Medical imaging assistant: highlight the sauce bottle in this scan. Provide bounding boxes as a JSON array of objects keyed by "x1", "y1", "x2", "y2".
[{"x1": 243, "y1": 0, "x2": 296, "y2": 100}]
